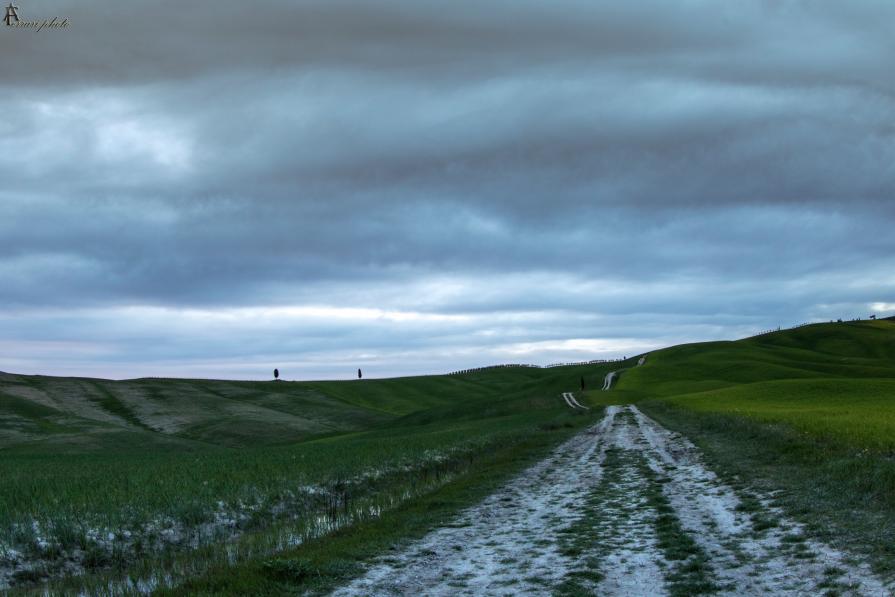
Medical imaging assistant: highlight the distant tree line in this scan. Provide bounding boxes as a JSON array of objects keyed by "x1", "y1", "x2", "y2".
[
  {"x1": 447, "y1": 357, "x2": 628, "y2": 376},
  {"x1": 745, "y1": 315, "x2": 884, "y2": 340}
]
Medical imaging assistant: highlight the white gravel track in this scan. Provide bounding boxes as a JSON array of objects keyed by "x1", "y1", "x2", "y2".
[{"x1": 331, "y1": 406, "x2": 889, "y2": 596}]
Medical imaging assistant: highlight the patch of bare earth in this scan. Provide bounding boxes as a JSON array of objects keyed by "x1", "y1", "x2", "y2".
[
  {"x1": 579, "y1": 407, "x2": 666, "y2": 595},
  {"x1": 332, "y1": 406, "x2": 890, "y2": 596},
  {"x1": 2, "y1": 385, "x2": 60, "y2": 412}
]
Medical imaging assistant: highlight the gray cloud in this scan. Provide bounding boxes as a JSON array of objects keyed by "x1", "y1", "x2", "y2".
[{"x1": 1, "y1": 0, "x2": 893, "y2": 378}]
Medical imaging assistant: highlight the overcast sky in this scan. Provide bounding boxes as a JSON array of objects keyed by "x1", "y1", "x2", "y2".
[{"x1": 2, "y1": 0, "x2": 893, "y2": 380}]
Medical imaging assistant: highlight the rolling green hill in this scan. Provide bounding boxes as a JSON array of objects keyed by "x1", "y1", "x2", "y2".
[
  {"x1": 600, "y1": 319, "x2": 895, "y2": 451},
  {"x1": 612, "y1": 319, "x2": 895, "y2": 397},
  {"x1": 0, "y1": 363, "x2": 617, "y2": 453}
]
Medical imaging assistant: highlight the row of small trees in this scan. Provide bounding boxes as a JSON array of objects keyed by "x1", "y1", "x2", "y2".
[
  {"x1": 747, "y1": 315, "x2": 882, "y2": 340},
  {"x1": 447, "y1": 357, "x2": 629, "y2": 376}
]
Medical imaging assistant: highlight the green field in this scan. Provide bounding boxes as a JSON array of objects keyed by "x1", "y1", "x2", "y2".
[
  {"x1": 610, "y1": 319, "x2": 895, "y2": 451},
  {"x1": 2, "y1": 318, "x2": 895, "y2": 593},
  {"x1": 0, "y1": 362, "x2": 617, "y2": 593},
  {"x1": 653, "y1": 378, "x2": 895, "y2": 451}
]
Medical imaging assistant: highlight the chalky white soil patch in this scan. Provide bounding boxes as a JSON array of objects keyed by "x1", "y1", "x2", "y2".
[
  {"x1": 588, "y1": 408, "x2": 666, "y2": 596},
  {"x1": 332, "y1": 412, "x2": 617, "y2": 596},
  {"x1": 332, "y1": 405, "x2": 890, "y2": 597}
]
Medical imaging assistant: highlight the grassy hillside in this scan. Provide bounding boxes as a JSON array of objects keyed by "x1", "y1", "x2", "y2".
[
  {"x1": 0, "y1": 363, "x2": 614, "y2": 453},
  {"x1": 605, "y1": 319, "x2": 895, "y2": 450},
  {"x1": 0, "y1": 375, "x2": 391, "y2": 452},
  {"x1": 624, "y1": 319, "x2": 895, "y2": 388}
]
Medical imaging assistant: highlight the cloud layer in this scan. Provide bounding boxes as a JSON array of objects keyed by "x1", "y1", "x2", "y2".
[{"x1": 2, "y1": 0, "x2": 893, "y2": 379}]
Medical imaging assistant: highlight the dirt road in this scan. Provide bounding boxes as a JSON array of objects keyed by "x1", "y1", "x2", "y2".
[{"x1": 333, "y1": 406, "x2": 888, "y2": 596}]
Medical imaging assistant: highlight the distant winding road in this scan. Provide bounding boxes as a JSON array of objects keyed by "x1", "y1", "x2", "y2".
[
  {"x1": 561, "y1": 392, "x2": 589, "y2": 410},
  {"x1": 602, "y1": 354, "x2": 648, "y2": 391}
]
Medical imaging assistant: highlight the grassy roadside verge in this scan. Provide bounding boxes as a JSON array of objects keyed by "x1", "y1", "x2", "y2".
[
  {"x1": 637, "y1": 400, "x2": 895, "y2": 582},
  {"x1": 159, "y1": 412, "x2": 597, "y2": 596}
]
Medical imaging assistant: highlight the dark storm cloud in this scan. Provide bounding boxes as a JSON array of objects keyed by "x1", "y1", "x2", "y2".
[{"x1": 1, "y1": 0, "x2": 893, "y2": 378}]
